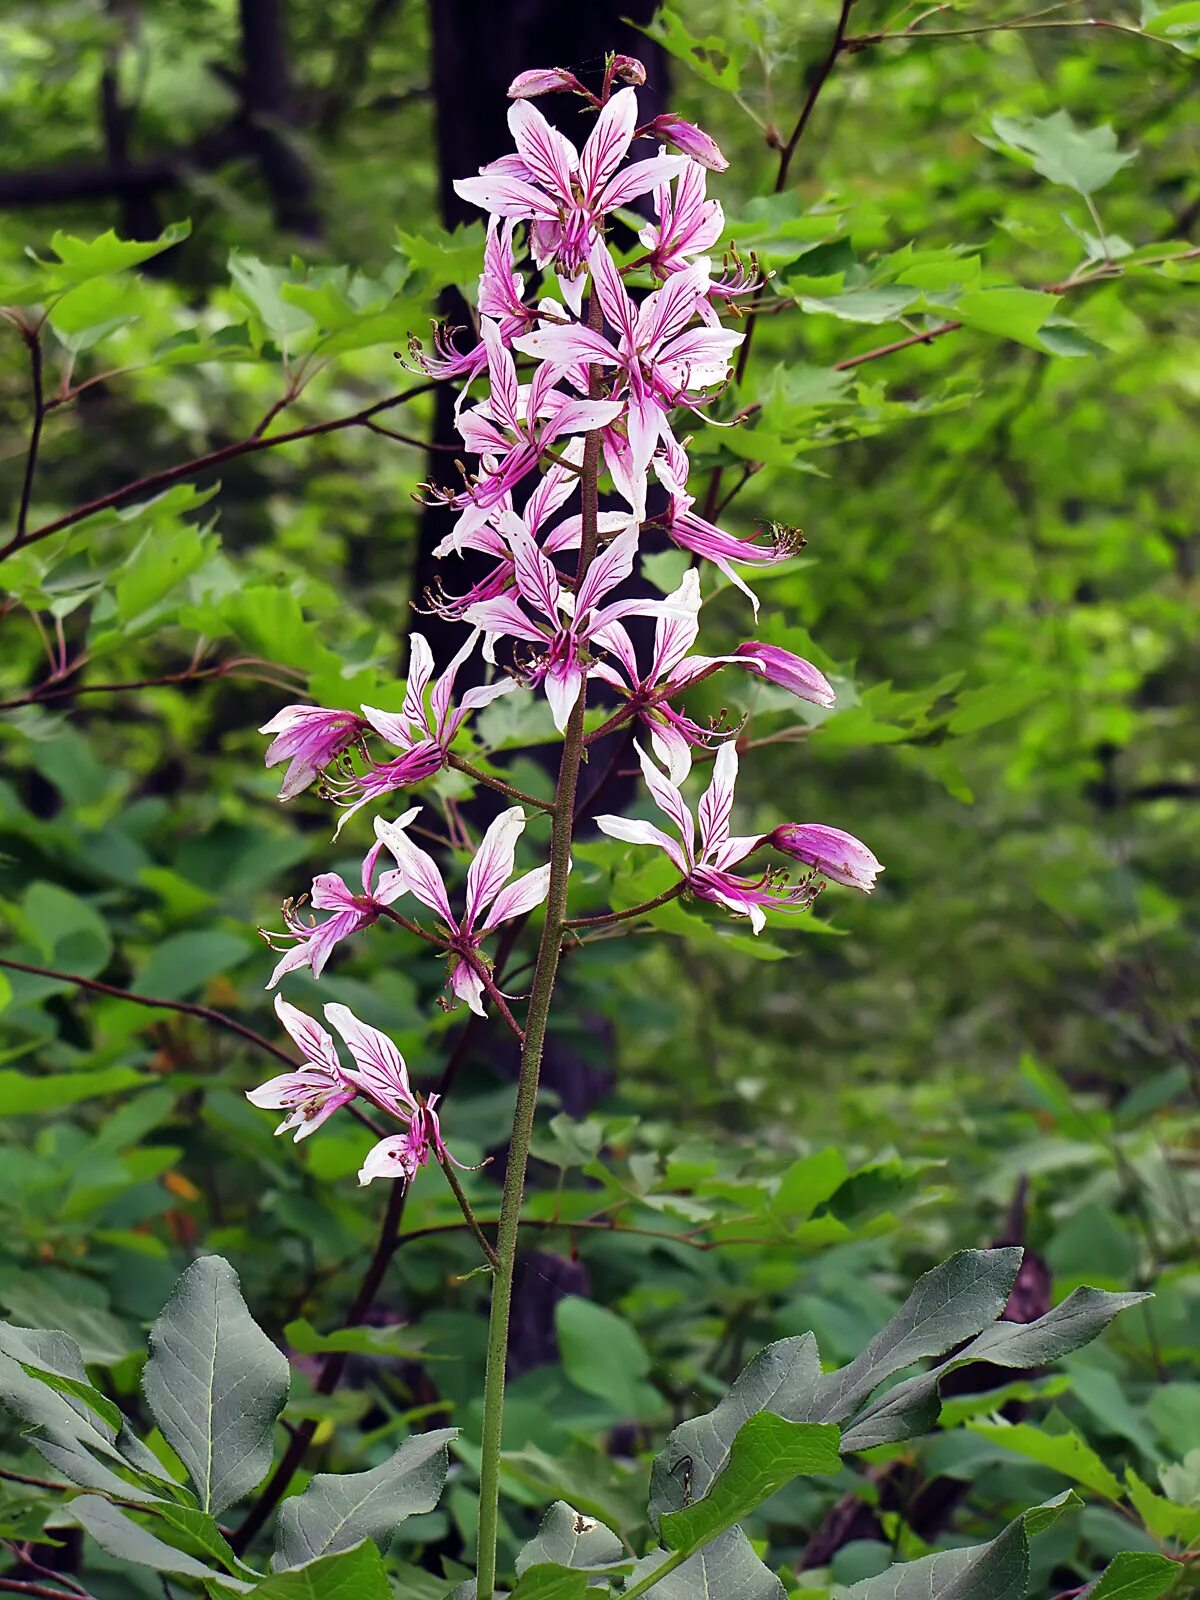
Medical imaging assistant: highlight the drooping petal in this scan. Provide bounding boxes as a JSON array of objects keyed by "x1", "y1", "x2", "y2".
[
  {"x1": 635, "y1": 741, "x2": 695, "y2": 864},
  {"x1": 462, "y1": 595, "x2": 548, "y2": 647},
  {"x1": 358, "y1": 1132, "x2": 425, "y2": 1187},
  {"x1": 697, "y1": 740, "x2": 738, "y2": 860},
  {"x1": 273, "y1": 993, "x2": 341, "y2": 1074},
  {"x1": 732, "y1": 643, "x2": 836, "y2": 708},
  {"x1": 374, "y1": 814, "x2": 455, "y2": 925},
  {"x1": 464, "y1": 806, "x2": 526, "y2": 926},
  {"x1": 769, "y1": 823, "x2": 883, "y2": 892},
  {"x1": 453, "y1": 171, "x2": 560, "y2": 219},
  {"x1": 595, "y1": 812, "x2": 689, "y2": 874},
  {"x1": 449, "y1": 956, "x2": 488, "y2": 1018},
  {"x1": 543, "y1": 656, "x2": 584, "y2": 733},
  {"x1": 323, "y1": 1002, "x2": 416, "y2": 1116},
  {"x1": 481, "y1": 862, "x2": 553, "y2": 930}
]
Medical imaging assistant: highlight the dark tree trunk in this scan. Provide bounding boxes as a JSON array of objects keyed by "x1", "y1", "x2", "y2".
[
  {"x1": 413, "y1": 0, "x2": 670, "y2": 659},
  {"x1": 238, "y1": 0, "x2": 322, "y2": 238}
]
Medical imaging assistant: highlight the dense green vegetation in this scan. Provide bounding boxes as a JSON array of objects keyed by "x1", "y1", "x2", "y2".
[{"x1": 0, "y1": 3, "x2": 1196, "y2": 1598}]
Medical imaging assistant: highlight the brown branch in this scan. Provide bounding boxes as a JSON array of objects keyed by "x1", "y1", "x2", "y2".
[
  {"x1": 13, "y1": 332, "x2": 45, "y2": 544},
  {"x1": 0, "y1": 956, "x2": 296, "y2": 1068},
  {"x1": 0, "y1": 1583, "x2": 96, "y2": 1600},
  {"x1": 0, "y1": 380, "x2": 437, "y2": 563},
  {"x1": 0, "y1": 657, "x2": 301, "y2": 713}
]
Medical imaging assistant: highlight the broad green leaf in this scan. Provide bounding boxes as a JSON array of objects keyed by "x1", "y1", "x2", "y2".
[
  {"x1": 842, "y1": 1287, "x2": 1149, "y2": 1449},
  {"x1": 650, "y1": 1332, "x2": 823, "y2": 1525},
  {"x1": 71, "y1": 1496, "x2": 245, "y2": 1590},
  {"x1": 515, "y1": 1501, "x2": 625, "y2": 1578},
  {"x1": 136, "y1": 930, "x2": 252, "y2": 1001},
  {"x1": 555, "y1": 1297, "x2": 657, "y2": 1417},
  {"x1": 282, "y1": 1317, "x2": 430, "y2": 1360},
  {"x1": 211, "y1": 1541, "x2": 392, "y2": 1599},
  {"x1": 272, "y1": 1428, "x2": 454, "y2": 1568},
  {"x1": 627, "y1": 1528, "x2": 784, "y2": 1600},
  {"x1": 509, "y1": 1567, "x2": 589, "y2": 1600},
  {"x1": 0, "y1": 1066, "x2": 146, "y2": 1115},
  {"x1": 1083, "y1": 1552, "x2": 1181, "y2": 1600},
  {"x1": 644, "y1": 5, "x2": 744, "y2": 91},
  {"x1": 798, "y1": 287, "x2": 921, "y2": 324},
  {"x1": 990, "y1": 112, "x2": 1136, "y2": 195},
  {"x1": 1143, "y1": 1, "x2": 1200, "y2": 50},
  {"x1": 1125, "y1": 1469, "x2": 1200, "y2": 1543},
  {"x1": 835, "y1": 1492, "x2": 1080, "y2": 1600},
  {"x1": 228, "y1": 253, "x2": 315, "y2": 349},
  {"x1": 953, "y1": 288, "x2": 1059, "y2": 351},
  {"x1": 659, "y1": 1413, "x2": 840, "y2": 1555},
  {"x1": 142, "y1": 1255, "x2": 290, "y2": 1515}
]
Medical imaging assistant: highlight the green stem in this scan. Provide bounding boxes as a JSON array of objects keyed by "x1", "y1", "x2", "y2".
[
  {"x1": 437, "y1": 1150, "x2": 499, "y2": 1269},
  {"x1": 620, "y1": 1548, "x2": 689, "y2": 1600},
  {"x1": 564, "y1": 883, "x2": 685, "y2": 929},
  {"x1": 473, "y1": 290, "x2": 606, "y2": 1600}
]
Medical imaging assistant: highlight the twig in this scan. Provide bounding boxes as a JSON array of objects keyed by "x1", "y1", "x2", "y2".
[
  {"x1": 13, "y1": 331, "x2": 46, "y2": 546},
  {"x1": 564, "y1": 884, "x2": 685, "y2": 929},
  {"x1": 0, "y1": 956, "x2": 297, "y2": 1068},
  {"x1": 0, "y1": 379, "x2": 438, "y2": 563},
  {"x1": 0, "y1": 657, "x2": 303, "y2": 713},
  {"x1": 437, "y1": 1150, "x2": 499, "y2": 1269},
  {"x1": 447, "y1": 754, "x2": 556, "y2": 813}
]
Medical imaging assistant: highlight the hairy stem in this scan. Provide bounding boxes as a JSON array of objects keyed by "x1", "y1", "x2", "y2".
[
  {"x1": 437, "y1": 1150, "x2": 500, "y2": 1269},
  {"x1": 473, "y1": 289, "x2": 606, "y2": 1600}
]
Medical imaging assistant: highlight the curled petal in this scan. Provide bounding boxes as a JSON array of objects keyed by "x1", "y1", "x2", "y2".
[
  {"x1": 646, "y1": 114, "x2": 729, "y2": 172},
  {"x1": 770, "y1": 824, "x2": 883, "y2": 892},
  {"x1": 508, "y1": 66, "x2": 584, "y2": 98},
  {"x1": 733, "y1": 643, "x2": 836, "y2": 708}
]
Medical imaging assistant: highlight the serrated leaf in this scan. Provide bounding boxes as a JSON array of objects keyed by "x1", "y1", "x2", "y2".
[
  {"x1": 142, "y1": 1256, "x2": 289, "y2": 1516},
  {"x1": 967, "y1": 1419, "x2": 1124, "y2": 1499},
  {"x1": 1083, "y1": 1552, "x2": 1181, "y2": 1600},
  {"x1": 42, "y1": 221, "x2": 191, "y2": 285},
  {"x1": 990, "y1": 112, "x2": 1136, "y2": 195},
  {"x1": 272, "y1": 1428, "x2": 454, "y2": 1568}
]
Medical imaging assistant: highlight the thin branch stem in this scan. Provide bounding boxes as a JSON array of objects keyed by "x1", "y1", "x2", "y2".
[
  {"x1": 0, "y1": 656, "x2": 303, "y2": 713},
  {"x1": 446, "y1": 754, "x2": 556, "y2": 814},
  {"x1": 0, "y1": 1584, "x2": 97, "y2": 1600},
  {"x1": 0, "y1": 956, "x2": 297, "y2": 1068},
  {"x1": 437, "y1": 1151, "x2": 499, "y2": 1269},
  {"x1": 564, "y1": 884, "x2": 684, "y2": 929},
  {"x1": 0, "y1": 379, "x2": 437, "y2": 563},
  {"x1": 376, "y1": 906, "x2": 451, "y2": 950},
  {"x1": 13, "y1": 331, "x2": 46, "y2": 545}
]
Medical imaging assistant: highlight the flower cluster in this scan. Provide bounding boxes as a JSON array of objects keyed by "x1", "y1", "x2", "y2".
[{"x1": 246, "y1": 57, "x2": 881, "y2": 1190}]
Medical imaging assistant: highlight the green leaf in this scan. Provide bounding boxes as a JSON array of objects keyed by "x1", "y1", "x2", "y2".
[
  {"x1": 1083, "y1": 1552, "x2": 1181, "y2": 1600},
  {"x1": 282, "y1": 1318, "x2": 430, "y2": 1360},
  {"x1": 835, "y1": 1492, "x2": 1080, "y2": 1600},
  {"x1": 990, "y1": 112, "x2": 1136, "y2": 195},
  {"x1": 555, "y1": 1297, "x2": 657, "y2": 1417},
  {"x1": 842, "y1": 1286, "x2": 1150, "y2": 1449},
  {"x1": 1143, "y1": 1, "x2": 1200, "y2": 50},
  {"x1": 798, "y1": 287, "x2": 921, "y2": 324},
  {"x1": 142, "y1": 1255, "x2": 290, "y2": 1516},
  {"x1": 659, "y1": 1413, "x2": 840, "y2": 1555},
  {"x1": 42, "y1": 221, "x2": 191, "y2": 285},
  {"x1": 627, "y1": 1529, "x2": 784, "y2": 1600},
  {"x1": 228, "y1": 253, "x2": 315, "y2": 349},
  {"x1": 508, "y1": 1567, "x2": 589, "y2": 1600},
  {"x1": 72, "y1": 1497, "x2": 245, "y2": 1589},
  {"x1": 953, "y1": 289, "x2": 1060, "y2": 351},
  {"x1": 515, "y1": 1501, "x2": 625, "y2": 1578},
  {"x1": 643, "y1": 5, "x2": 744, "y2": 91},
  {"x1": 0, "y1": 1066, "x2": 146, "y2": 1115},
  {"x1": 211, "y1": 1541, "x2": 392, "y2": 1600},
  {"x1": 967, "y1": 1419, "x2": 1124, "y2": 1499},
  {"x1": 650, "y1": 1332, "x2": 823, "y2": 1526},
  {"x1": 135, "y1": 931, "x2": 252, "y2": 1001},
  {"x1": 271, "y1": 1428, "x2": 454, "y2": 1568}
]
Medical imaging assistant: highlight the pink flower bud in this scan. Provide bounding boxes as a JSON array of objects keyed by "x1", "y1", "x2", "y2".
[
  {"x1": 733, "y1": 642, "x2": 836, "y2": 708},
  {"x1": 648, "y1": 113, "x2": 729, "y2": 172},
  {"x1": 769, "y1": 825, "x2": 883, "y2": 893},
  {"x1": 611, "y1": 54, "x2": 648, "y2": 86},
  {"x1": 507, "y1": 67, "x2": 583, "y2": 99}
]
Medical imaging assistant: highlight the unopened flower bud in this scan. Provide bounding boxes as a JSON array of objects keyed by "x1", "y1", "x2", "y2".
[
  {"x1": 733, "y1": 642, "x2": 835, "y2": 708},
  {"x1": 507, "y1": 67, "x2": 583, "y2": 99},
  {"x1": 769, "y1": 825, "x2": 883, "y2": 893},
  {"x1": 647, "y1": 113, "x2": 729, "y2": 172},
  {"x1": 611, "y1": 54, "x2": 648, "y2": 86}
]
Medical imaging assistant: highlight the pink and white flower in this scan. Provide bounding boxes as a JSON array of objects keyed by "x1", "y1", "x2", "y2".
[
  {"x1": 463, "y1": 524, "x2": 681, "y2": 731},
  {"x1": 768, "y1": 823, "x2": 883, "y2": 892},
  {"x1": 325, "y1": 631, "x2": 515, "y2": 832},
  {"x1": 515, "y1": 246, "x2": 743, "y2": 518},
  {"x1": 453, "y1": 88, "x2": 686, "y2": 311},
  {"x1": 260, "y1": 705, "x2": 367, "y2": 801},
  {"x1": 263, "y1": 827, "x2": 413, "y2": 987},
  {"x1": 373, "y1": 806, "x2": 554, "y2": 1015},
  {"x1": 644, "y1": 114, "x2": 728, "y2": 173},
  {"x1": 596, "y1": 743, "x2": 820, "y2": 933},
  {"x1": 246, "y1": 995, "x2": 358, "y2": 1140}
]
